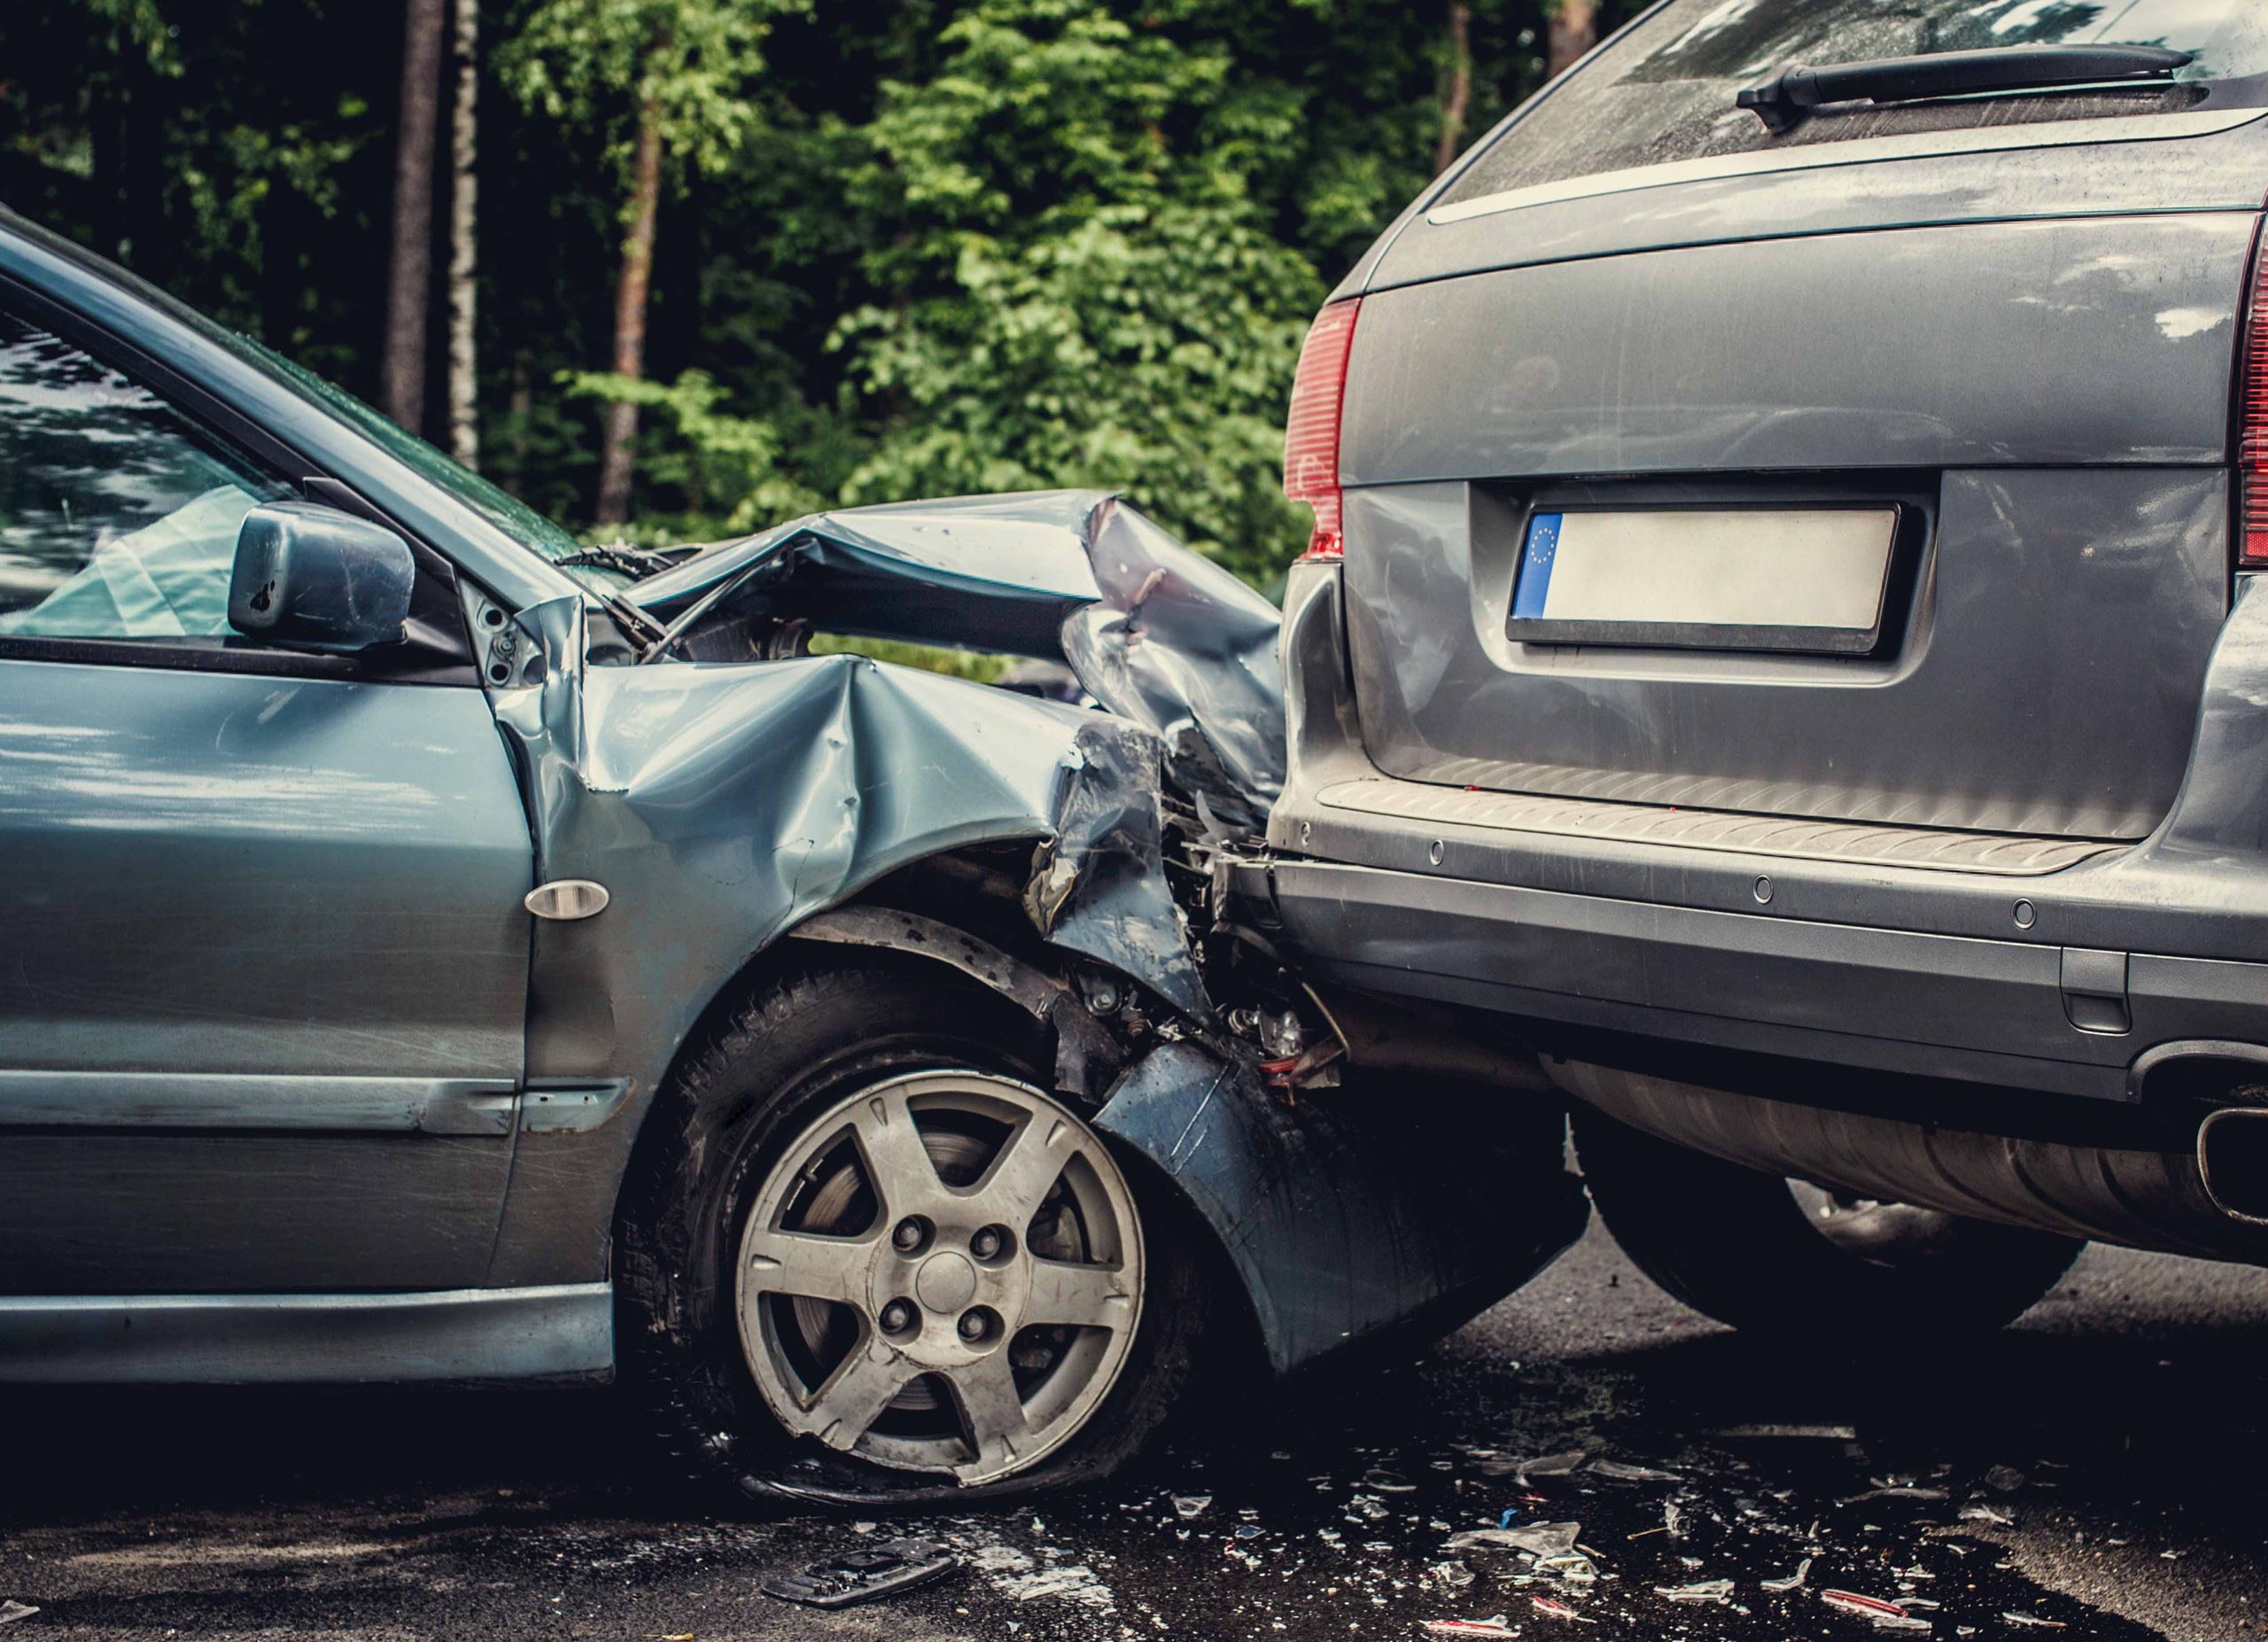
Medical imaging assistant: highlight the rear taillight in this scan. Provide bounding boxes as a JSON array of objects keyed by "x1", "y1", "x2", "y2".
[
  {"x1": 1285, "y1": 299, "x2": 1361, "y2": 561},
  {"x1": 2242, "y1": 231, "x2": 2268, "y2": 566}
]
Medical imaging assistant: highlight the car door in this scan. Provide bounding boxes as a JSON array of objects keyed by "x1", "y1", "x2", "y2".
[{"x1": 0, "y1": 300, "x2": 535, "y2": 1293}]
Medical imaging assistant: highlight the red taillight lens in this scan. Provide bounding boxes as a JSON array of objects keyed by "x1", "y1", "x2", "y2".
[
  {"x1": 2244, "y1": 234, "x2": 2268, "y2": 566},
  {"x1": 1285, "y1": 299, "x2": 1361, "y2": 561}
]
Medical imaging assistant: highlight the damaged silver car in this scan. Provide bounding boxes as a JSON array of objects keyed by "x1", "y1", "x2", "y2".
[{"x1": 0, "y1": 208, "x2": 1588, "y2": 1503}]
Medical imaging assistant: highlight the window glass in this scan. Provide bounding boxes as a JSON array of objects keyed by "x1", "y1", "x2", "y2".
[
  {"x1": 1437, "y1": 0, "x2": 2268, "y2": 208},
  {"x1": 0, "y1": 311, "x2": 291, "y2": 642}
]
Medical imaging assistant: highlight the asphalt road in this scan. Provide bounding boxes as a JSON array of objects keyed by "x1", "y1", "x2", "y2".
[{"x1": 6, "y1": 1219, "x2": 2265, "y2": 1642}]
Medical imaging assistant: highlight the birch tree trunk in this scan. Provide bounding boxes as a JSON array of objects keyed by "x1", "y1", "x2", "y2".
[
  {"x1": 447, "y1": 0, "x2": 480, "y2": 469},
  {"x1": 594, "y1": 97, "x2": 662, "y2": 525},
  {"x1": 1433, "y1": 2, "x2": 1472, "y2": 175},
  {"x1": 384, "y1": 0, "x2": 447, "y2": 432},
  {"x1": 1548, "y1": 0, "x2": 1597, "y2": 78}
]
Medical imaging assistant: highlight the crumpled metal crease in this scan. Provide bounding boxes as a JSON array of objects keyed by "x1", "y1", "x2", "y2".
[{"x1": 628, "y1": 488, "x2": 1285, "y2": 836}]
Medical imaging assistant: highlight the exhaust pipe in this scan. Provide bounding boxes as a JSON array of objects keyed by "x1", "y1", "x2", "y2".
[
  {"x1": 1550, "y1": 1058, "x2": 2268, "y2": 1265},
  {"x1": 2199, "y1": 1107, "x2": 2268, "y2": 1226}
]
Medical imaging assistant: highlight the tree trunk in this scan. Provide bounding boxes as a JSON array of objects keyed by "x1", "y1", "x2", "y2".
[
  {"x1": 384, "y1": 0, "x2": 447, "y2": 432},
  {"x1": 1434, "y1": 2, "x2": 1473, "y2": 175},
  {"x1": 446, "y1": 0, "x2": 480, "y2": 470},
  {"x1": 594, "y1": 98, "x2": 663, "y2": 526},
  {"x1": 1548, "y1": 0, "x2": 1597, "y2": 78}
]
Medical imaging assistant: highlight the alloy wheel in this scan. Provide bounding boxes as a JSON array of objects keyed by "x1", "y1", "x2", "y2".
[{"x1": 735, "y1": 1070, "x2": 1145, "y2": 1485}]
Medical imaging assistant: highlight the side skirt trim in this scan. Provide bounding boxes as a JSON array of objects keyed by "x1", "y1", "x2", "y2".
[{"x1": 0, "y1": 1283, "x2": 613, "y2": 1383}]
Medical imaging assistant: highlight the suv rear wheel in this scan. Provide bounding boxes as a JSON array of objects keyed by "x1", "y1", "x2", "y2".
[
  {"x1": 1571, "y1": 1107, "x2": 2085, "y2": 1335},
  {"x1": 618, "y1": 958, "x2": 1209, "y2": 1506}
]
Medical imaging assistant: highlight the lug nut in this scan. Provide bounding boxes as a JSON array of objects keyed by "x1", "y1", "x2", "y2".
[
  {"x1": 971, "y1": 1226, "x2": 1003, "y2": 1259},
  {"x1": 880, "y1": 1299, "x2": 914, "y2": 1333},
  {"x1": 958, "y1": 1310, "x2": 990, "y2": 1342},
  {"x1": 892, "y1": 1218, "x2": 925, "y2": 1252}
]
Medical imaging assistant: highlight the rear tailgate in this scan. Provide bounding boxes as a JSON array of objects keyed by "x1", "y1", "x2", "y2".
[
  {"x1": 1336, "y1": 2, "x2": 2266, "y2": 844},
  {"x1": 1342, "y1": 214, "x2": 2247, "y2": 838}
]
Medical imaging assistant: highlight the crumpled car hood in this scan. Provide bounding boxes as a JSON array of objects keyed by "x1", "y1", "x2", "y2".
[{"x1": 628, "y1": 490, "x2": 1285, "y2": 832}]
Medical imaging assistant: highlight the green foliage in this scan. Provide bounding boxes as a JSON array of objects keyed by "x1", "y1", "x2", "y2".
[
  {"x1": 810, "y1": 631, "x2": 1013, "y2": 683},
  {"x1": 563, "y1": 367, "x2": 826, "y2": 528},
  {"x1": 1, "y1": 0, "x2": 1652, "y2": 586},
  {"x1": 499, "y1": 0, "x2": 804, "y2": 189}
]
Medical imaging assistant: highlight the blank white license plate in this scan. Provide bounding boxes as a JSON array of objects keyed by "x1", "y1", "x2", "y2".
[{"x1": 1507, "y1": 507, "x2": 1899, "y2": 653}]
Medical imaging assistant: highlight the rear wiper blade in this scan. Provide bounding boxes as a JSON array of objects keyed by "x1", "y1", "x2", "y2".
[{"x1": 1737, "y1": 43, "x2": 2192, "y2": 134}]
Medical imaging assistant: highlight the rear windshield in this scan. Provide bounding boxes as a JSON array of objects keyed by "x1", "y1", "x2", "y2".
[{"x1": 1437, "y1": 0, "x2": 2268, "y2": 209}]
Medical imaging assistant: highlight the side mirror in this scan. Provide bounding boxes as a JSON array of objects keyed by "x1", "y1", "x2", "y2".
[{"x1": 229, "y1": 501, "x2": 416, "y2": 652}]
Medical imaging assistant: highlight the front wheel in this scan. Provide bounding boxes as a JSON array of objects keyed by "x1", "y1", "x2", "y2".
[
  {"x1": 1571, "y1": 1106, "x2": 2085, "y2": 1335},
  {"x1": 617, "y1": 960, "x2": 1208, "y2": 1506}
]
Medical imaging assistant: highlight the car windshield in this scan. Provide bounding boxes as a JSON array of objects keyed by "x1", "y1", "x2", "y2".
[{"x1": 1436, "y1": 0, "x2": 2268, "y2": 209}]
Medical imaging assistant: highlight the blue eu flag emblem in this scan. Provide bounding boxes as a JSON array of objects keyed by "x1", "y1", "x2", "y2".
[{"x1": 1512, "y1": 512, "x2": 1561, "y2": 619}]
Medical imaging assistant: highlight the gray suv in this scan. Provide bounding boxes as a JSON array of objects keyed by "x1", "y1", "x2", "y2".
[{"x1": 1260, "y1": 0, "x2": 2268, "y2": 1328}]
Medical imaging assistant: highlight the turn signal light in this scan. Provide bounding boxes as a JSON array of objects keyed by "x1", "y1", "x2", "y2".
[
  {"x1": 2242, "y1": 230, "x2": 2268, "y2": 565},
  {"x1": 1285, "y1": 299, "x2": 1361, "y2": 561}
]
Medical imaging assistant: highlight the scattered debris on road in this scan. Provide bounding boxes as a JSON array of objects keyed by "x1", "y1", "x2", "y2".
[
  {"x1": 1821, "y1": 1588, "x2": 1932, "y2": 1630},
  {"x1": 1655, "y1": 1577, "x2": 1736, "y2": 1603},
  {"x1": 759, "y1": 1539, "x2": 959, "y2": 1609},
  {"x1": 1761, "y1": 1556, "x2": 1814, "y2": 1591}
]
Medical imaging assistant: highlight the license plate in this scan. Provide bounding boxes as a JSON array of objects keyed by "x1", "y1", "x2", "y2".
[{"x1": 1507, "y1": 507, "x2": 1899, "y2": 654}]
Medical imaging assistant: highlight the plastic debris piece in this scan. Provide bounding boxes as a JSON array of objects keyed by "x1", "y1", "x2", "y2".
[
  {"x1": 1534, "y1": 1554, "x2": 1597, "y2": 1584},
  {"x1": 2000, "y1": 1615, "x2": 2066, "y2": 1629},
  {"x1": 1499, "y1": 1507, "x2": 1520, "y2": 1529},
  {"x1": 1821, "y1": 1590, "x2": 1931, "y2": 1631},
  {"x1": 1234, "y1": 1524, "x2": 1263, "y2": 1540},
  {"x1": 761, "y1": 1539, "x2": 958, "y2": 1609},
  {"x1": 1761, "y1": 1558, "x2": 1814, "y2": 1592},
  {"x1": 1366, "y1": 1467, "x2": 1418, "y2": 1492},
  {"x1": 1663, "y1": 1502, "x2": 1682, "y2": 1537},
  {"x1": 1984, "y1": 1466, "x2": 2027, "y2": 1492},
  {"x1": 1588, "y1": 1459, "x2": 1682, "y2": 1482},
  {"x1": 1173, "y1": 1495, "x2": 1214, "y2": 1519},
  {"x1": 1960, "y1": 1504, "x2": 2015, "y2": 1526},
  {"x1": 1429, "y1": 1560, "x2": 1478, "y2": 1591},
  {"x1": 0, "y1": 1605, "x2": 35, "y2": 1628},
  {"x1": 1446, "y1": 1521, "x2": 1582, "y2": 1557},
  {"x1": 1518, "y1": 1451, "x2": 1588, "y2": 1484},
  {"x1": 1848, "y1": 1486, "x2": 1949, "y2": 1502},
  {"x1": 1425, "y1": 1618, "x2": 1518, "y2": 1638},
  {"x1": 1655, "y1": 1579, "x2": 1735, "y2": 1605},
  {"x1": 1713, "y1": 1423, "x2": 1858, "y2": 1439},
  {"x1": 1531, "y1": 1597, "x2": 1596, "y2": 1623}
]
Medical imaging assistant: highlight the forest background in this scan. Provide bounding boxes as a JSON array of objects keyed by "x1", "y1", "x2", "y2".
[{"x1": 1, "y1": 0, "x2": 1638, "y2": 589}]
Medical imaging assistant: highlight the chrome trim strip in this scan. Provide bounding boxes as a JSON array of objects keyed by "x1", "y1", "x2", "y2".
[
  {"x1": 0, "y1": 1284, "x2": 613, "y2": 1382},
  {"x1": 0, "y1": 1072, "x2": 517, "y2": 1133},
  {"x1": 1426, "y1": 107, "x2": 2267, "y2": 227},
  {"x1": 1317, "y1": 778, "x2": 2120, "y2": 875}
]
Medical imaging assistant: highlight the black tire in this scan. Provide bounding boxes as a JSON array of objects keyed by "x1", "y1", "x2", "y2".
[
  {"x1": 1571, "y1": 1106, "x2": 2085, "y2": 1335},
  {"x1": 616, "y1": 956, "x2": 1210, "y2": 1508}
]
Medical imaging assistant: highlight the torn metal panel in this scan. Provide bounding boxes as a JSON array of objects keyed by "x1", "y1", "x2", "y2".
[
  {"x1": 1093, "y1": 1041, "x2": 1589, "y2": 1375},
  {"x1": 628, "y1": 489, "x2": 1285, "y2": 833},
  {"x1": 788, "y1": 906, "x2": 1126, "y2": 1101},
  {"x1": 1025, "y1": 717, "x2": 1215, "y2": 1026}
]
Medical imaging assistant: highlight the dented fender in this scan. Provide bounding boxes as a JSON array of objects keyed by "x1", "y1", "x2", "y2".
[{"x1": 481, "y1": 596, "x2": 1209, "y2": 1284}]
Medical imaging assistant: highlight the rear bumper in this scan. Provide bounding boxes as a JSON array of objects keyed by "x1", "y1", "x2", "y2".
[
  {"x1": 1264, "y1": 560, "x2": 2268, "y2": 1109},
  {"x1": 1264, "y1": 854, "x2": 2268, "y2": 1103}
]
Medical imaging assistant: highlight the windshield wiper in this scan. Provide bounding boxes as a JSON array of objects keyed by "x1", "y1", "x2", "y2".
[{"x1": 1737, "y1": 43, "x2": 2192, "y2": 134}]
